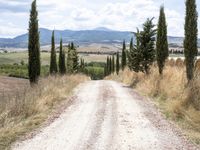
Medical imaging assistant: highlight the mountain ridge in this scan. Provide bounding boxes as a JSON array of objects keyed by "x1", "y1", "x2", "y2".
[{"x1": 0, "y1": 27, "x2": 199, "y2": 48}]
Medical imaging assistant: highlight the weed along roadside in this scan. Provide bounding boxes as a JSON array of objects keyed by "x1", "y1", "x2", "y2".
[
  {"x1": 106, "y1": 65, "x2": 200, "y2": 145},
  {"x1": 0, "y1": 0, "x2": 200, "y2": 149},
  {"x1": 0, "y1": 75, "x2": 89, "y2": 149}
]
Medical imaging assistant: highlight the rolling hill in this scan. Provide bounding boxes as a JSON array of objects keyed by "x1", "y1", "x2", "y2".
[{"x1": 0, "y1": 27, "x2": 199, "y2": 48}]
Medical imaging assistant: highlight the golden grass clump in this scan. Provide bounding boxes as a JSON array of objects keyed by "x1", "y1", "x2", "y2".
[
  {"x1": 0, "y1": 74, "x2": 89, "y2": 149},
  {"x1": 167, "y1": 58, "x2": 176, "y2": 67},
  {"x1": 175, "y1": 58, "x2": 184, "y2": 67},
  {"x1": 195, "y1": 59, "x2": 200, "y2": 72},
  {"x1": 107, "y1": 65, "x2": 200, "y2": 144}
]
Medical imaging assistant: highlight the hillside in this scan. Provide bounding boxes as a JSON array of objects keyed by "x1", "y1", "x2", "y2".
[{"x1": 0, "y1": 27, "x2": 199, "y2": 48}]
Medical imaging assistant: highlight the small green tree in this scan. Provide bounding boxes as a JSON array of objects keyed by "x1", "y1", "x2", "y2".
[
  {"x1": 67, "y1": 44, "x2": 73, "y2": 73},
  {"x1": 121, "y1": 40, "x2": 127, "y2": 70},
  {"x1": 67, "y1": 42, "x2": 79, "y2": 73},
  {"x1": 79, "y1": 58, "x2": 85, "y2": 73},
  {"x1": 59, "y1": 38, "x2": 66, "y2": 75},
  {"x1": 130, "y1": 37, "x2": 133, "y2": 50},
  {"x1": 140, "y1": 18, "x2": 156, "y2": 74},
  {"x1": 116, "y1": 52, "x2": 120, "y2": 75},
  {"x1": 156, "y1": 6, "x2": 169, "y2": 75},
  {"x1": 109, "y1": 57, "x2": 112, "y2": 74},
  {"x1": 184, "y1": 0, "x2": 198, "y2": 82},
  {"x1": 71, "y1": 43, "x2": 79, "y2": 73},
  {"x1": 28, "y1": 0, "x2": 40, "y2": 84},
  {"x1": 104, "y1": 64, "x2": 107, "y2": 77},
  {"x1": 106, "y1": 56, "x2": 110, "y2": 75},
  {"x1": 50, "y1": 31, "x2": 58, "y2": 74},
  {"x1": 128, "y1": 29, "x2": 141, "y2": 72},
  {"x1": 128, "y1": 18, "x2": 156, "y2": 74},
  {"x1": 111, "y1": 55, "x2": 115, "y2": 74}
]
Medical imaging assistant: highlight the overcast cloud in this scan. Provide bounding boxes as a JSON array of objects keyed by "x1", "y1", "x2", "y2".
[{"x1": 0, "y1": 0, "x2": 199, "y2": 38}]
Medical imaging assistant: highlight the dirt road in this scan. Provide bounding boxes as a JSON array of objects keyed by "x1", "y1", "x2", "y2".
[{"x1": 13, "y1": 81, "x2": 198, "y2": 150}]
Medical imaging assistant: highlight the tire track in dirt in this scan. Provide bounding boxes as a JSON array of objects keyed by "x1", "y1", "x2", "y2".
[{"x1": 13, "y1": 80, "x2": 199, "y2": 150}]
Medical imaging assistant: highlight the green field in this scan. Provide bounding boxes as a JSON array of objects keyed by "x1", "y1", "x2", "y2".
[
  {"x1": 0, "y1": 51, "x2": 107, "y2": 79},
  {"x1": 0, "y1": 64, "x2": 49, "y2": 78},
  {"x1": 0, "y1": 52, "x2": 107, "y2": 65},
  {"x1": 0, "y1": 52, "x2": 50, "y2": 65}
]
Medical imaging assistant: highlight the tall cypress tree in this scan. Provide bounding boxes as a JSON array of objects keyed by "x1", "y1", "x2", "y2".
[
  {"x1": 128, "y1": 29, "x2": 141, "y2": 72},
  {"x1": 50, "y1": 31, "x2": 58, "y2": 74},
  {"x1": 112, "y1": 55, "x2": 115, "y2": 73},
  {"x1": 71, "y1": 42, "x2": 79, "y2": 73},
  {"x1": 67, "y1": 43, "x2": 73, "y2": 73},
  {"x1": 156, "y1": 6, "x2": 169, "y2": 75},
  {"x1": 130, "y1": 37, "x2": 133, "y2": 50},
  {"x1": 104, "y1": 64, "x2": 107, "y2": 77},
  {"x1": 106, "y1": 56, "x2": 110, "y2": 75},
  {"x1": 121, "y1": 40, "x2": 127, "y2": 70},
  {"x1": 109, "y1": 57, "x2": 112, "y2": 74},
  {"x1": 116, "y1": 52, "x2": 120, "y2": 75},
  {"x1": 28, "y1": 0, "x2": 40, "y2": 84},
  {"x1": 59, "y1": 38, "x2": 66, "y2": 75},
  {"x1": 184, "y1": 0, "x2": 198, "y2": 82}
]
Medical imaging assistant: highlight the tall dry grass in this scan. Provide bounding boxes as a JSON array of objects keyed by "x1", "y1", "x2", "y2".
[
  {"x1": 0, "y1": 74, "x2": 89, "y2": 149},
  {"x1": 106, "y1": 62, "x2": 200, "y2": 144}
]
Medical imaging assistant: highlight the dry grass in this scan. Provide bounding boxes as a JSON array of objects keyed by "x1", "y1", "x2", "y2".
[
  {"x1": 106, "y1": 64, "x2": 200, "y2": 145},
  {"x1": 0, "y1": 74, "x2": 89, "y2": 150}
]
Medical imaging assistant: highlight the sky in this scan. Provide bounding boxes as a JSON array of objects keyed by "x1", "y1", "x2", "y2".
[{"x1": 0, "y1": 0, "x2": 199, "y2": 38}]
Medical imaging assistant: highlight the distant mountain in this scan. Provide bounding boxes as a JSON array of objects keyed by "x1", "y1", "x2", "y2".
[
  {"x1": 93, "y1": 27, "x2": 112, "y2": 31},
  {"x1": 0, "y1": 27, "x2": 199, "y2": 48},
  {"x1": 0, "y1": 28, "x2": 133, "y2": 48}
]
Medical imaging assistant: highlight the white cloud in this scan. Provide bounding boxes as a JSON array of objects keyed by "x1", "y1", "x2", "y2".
[{"x1": 0, "y1": 0, "x2": 199, "y2": 37}]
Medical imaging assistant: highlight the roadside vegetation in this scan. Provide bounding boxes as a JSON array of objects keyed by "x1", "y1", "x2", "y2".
[
  {"x1": 0, "y1": 64, "x2": 49, "y2": 79},
  {"x1": 105, "y1": 0, "x2": 200, "y2": 145},
  {"x1": 0, "y1": 74, "x2": 89, "y2": 149},
  {"x1": 84, "y1": 62, "x2": 105, "y2": 80},
  {"x1": 0, "y1": 1, "x2": 90, "y2": 149},
  {"x1": 106, "y1": 64, "x2": 200, "y2": 144}
]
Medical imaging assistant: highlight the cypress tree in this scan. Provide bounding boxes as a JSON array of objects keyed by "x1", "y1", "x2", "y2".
[
  {"x1": 130, "y1": 37, "x2": 133, "y2": 50},
  {"x1": 79, "y1": 58, "x2": 85, "y2": 72},
  {"x1": 106, "y1": 56, "x2": 109, "y2": 75},
  {"x1": 121, "y1": 40, "x2": 127, "y2": 70},
  {"x1": 184, "y1": 0, "x2": 198, "y2": 81},
  {"x1": 67, "y1": 43, "x2": 73, "y2": 73},
  {"x1": 50, "y1": 31, "x2": 58, "y2": 74},
  {"x1": 71, "y1": 42, "x2": 79, "y2": 73},
  {"x1": 112, "y1": 55, "x2": 115, "y2": 73},
  {"x1": 104, "y1": 64, "x2": 107, "y2": 77},
  {"x1": 116, "y1": 52, "x2": 120, "y2": 75},
  {"x1": 109, "y1": 57, "x2": 112, "y2": 74},
  {"x1": 59, "y1": 38, "x2": 66, "y2": 75},
  {"x1": 28, "y1": 0, "x2": 40, "y2": 84},
  {"x1": 156, "y1": 6, "x2": 169, "y2": 75}
]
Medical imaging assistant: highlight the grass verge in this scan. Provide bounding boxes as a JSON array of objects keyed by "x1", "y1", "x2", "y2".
[
  {"x1": 0, "y1": 74, "x2": 89, "y2": 150},
  {"x1": 106, "y1": 65, "x2": 200, "y2": 145}
]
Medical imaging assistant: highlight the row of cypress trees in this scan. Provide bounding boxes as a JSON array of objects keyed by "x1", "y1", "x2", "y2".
[
  {"x1": 28, "y1": 0, "x2": 80, "y2": 84},
  {"x1": 28, "y1": 0, "x2": 198, "y2": 84},
  {"x1": 116, "y1": 0, "x2": 198, "y2": 84},
  {"x1": 104, "y1": 52, "x2": 120, "y2": 76},
  {"x1": 49, "y1": 32, "x2": 79, "y2": 75}
]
